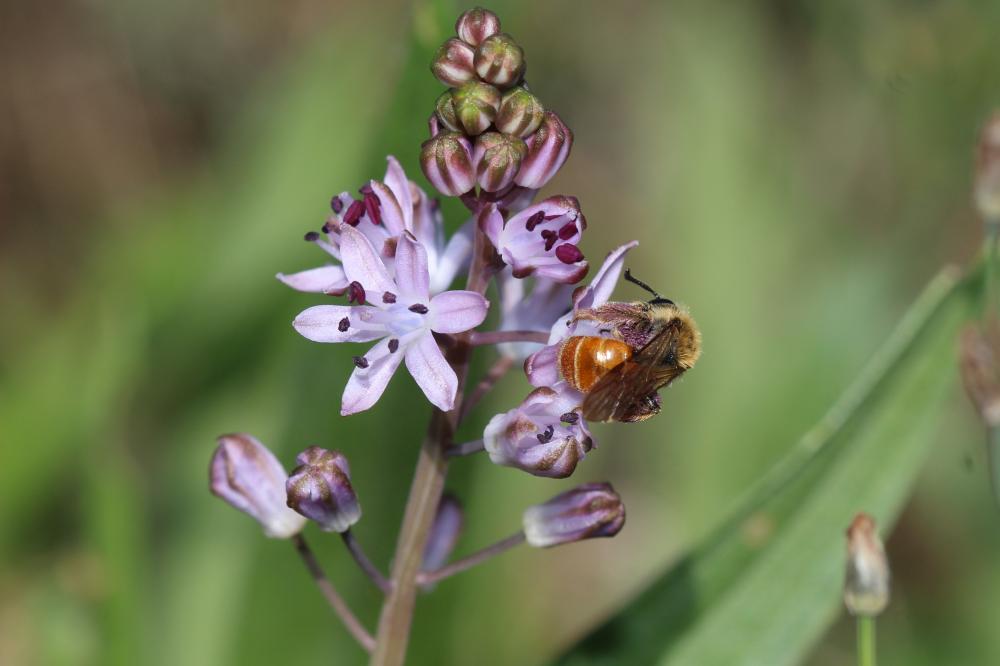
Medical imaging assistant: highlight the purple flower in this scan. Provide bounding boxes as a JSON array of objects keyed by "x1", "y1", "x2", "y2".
[
  {"x1": 525, "y1": 240, "x2": 638, "y2": 388},
  {"x1": 292, "y1": 226, "x2": 488, "y2": 414},
  {"x1": 495, "y1": 269, "x2": 574, "y2": 361},
  {"x1": 522, "y1": 482, "x2": 625, "y2": 548},
  {"x1": 421, "y1": 494, "x2": 464, "y2": 573},
  {"x1": 277, "y1": 156, "x2": 472, "y2": 297},
  {"x1": 286, "y1": 447, "x2": 361, "y2": 533},
  {"x1": 209, "y1": 434, "x2": 307, "y2": 538},
  {"x1": 483, "y1": 384, "x2": 593, "y2": 478},
  {"x1": 479, "y1": 195, "x2": 589, "y2": 284}
]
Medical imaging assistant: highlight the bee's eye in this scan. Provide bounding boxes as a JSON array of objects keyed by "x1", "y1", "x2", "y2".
[{"x1": 663, "y1": 351, "x2": 677, "y2": 366}]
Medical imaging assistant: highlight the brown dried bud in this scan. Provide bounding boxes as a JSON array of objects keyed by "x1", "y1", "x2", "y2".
[
  {"x1": 844, "y1": 513, "x2": 890, "y2": 617},
  {"x1": 473, "y1": 131, "x2": 527, "y2": 192},
  {"x1": 976, "y1": 113, "x2": 1000, "y2": 221},
  {"x1": 474, "y1": 33, "x2": 525, "y2": 89},
  {"x1": 456, "y1": 7, "x2": 501, "y2": 47},
  {"x1": 451, "y1": 81, "x2": 501, "y2": 136},
  {"x1": 431, "y1": 38, "x2": 477, "y2": 88},
  {"x1": 960, "y1": 325, "x2": 1000, "y2": 426},
  {"x1": 496, "y1": 87, "x2": 544, "y2": 138}
]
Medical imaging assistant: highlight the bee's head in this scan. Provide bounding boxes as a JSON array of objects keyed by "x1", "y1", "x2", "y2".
[{"x1": 667, "y1": 310, "x2": 702, "y2": 370}]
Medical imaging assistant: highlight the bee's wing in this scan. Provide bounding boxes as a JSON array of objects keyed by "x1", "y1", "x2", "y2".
[{"x1": 580, "y1": 328, "x2": 683, "y2": 422}]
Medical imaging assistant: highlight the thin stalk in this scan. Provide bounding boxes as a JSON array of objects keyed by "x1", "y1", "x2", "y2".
[
  {"x1": 987, "y1": 426, "x2": 1000, "y2": 507},
  {"x1": 459, "y1": 355, "x2": 514, "y2": 423},
  {"x1": 446, "y1": 439, "x2": 485, "y2": 458},
  {"x1": 416, "y1": 532, "x2": 526, "y2": 586},
  {"x1": 984, "y1": 220, "x2": 999, "y2": 322},
  {"x1": 292, "y1": 534, "x2": 375, "y2": 653},
  {"x1": 856, "y1": 615, "x2": 876, "y2": 666},
  {"x1": 370, "y1": 223, "x2": 493, "y2": 666},
  {"x1": 468, "y1": 330, "x2": 550, "y2": 347},
  {"x1": 341, "y1": 530, "x2": 392, "y2": 594}
]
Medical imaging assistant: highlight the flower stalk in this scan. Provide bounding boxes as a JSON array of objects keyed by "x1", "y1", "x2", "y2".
[
  {"x1": 416, "y1": 531, "x2": 526, "y2": 586},
  {"x1": 856, "y1": 615, "x2": 876, "y2": 666},
  {"x1": 341, "y1": 529, "x2": 392, "y2": 594}
]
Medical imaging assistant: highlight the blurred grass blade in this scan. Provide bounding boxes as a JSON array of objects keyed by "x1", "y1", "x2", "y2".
[{"x1": 557, "y1": 265, "x2": 978, "y2": 666}]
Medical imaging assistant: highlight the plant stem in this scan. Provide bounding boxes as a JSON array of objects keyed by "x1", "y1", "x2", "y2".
[
  {"x1": 446, "y1": 439, "x2": 485, "y2": 458},
  {"x1": 416, "y1": 532, "x2": 526, "y2": 587},
  {"x1": 468, "y1": 330, "x2": 550, "y2": 346},
  {"x1": 986, "y1": 426, "x2": 1000, "y2": 507},
  {"x1": 370, "y1": 223, "x2": 493, "y2": 666},
  {"x1": 341, "y1": 530, "x2": 392, "y2": 594},
  {"x1": 984, "y1": 220, "x2": 999, "y2": 321},
  {"x1": 856, "y1": 615, "x2": 876, "y2": 666},
  {"x1": 460, "y1": 354, "x2": 514, "y2": 423},
  {"x1": 292, "y1": 534, "x2": 375, "y2": 653}
]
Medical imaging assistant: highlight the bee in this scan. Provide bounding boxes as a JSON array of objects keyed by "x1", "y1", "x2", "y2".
[{"x1": 557, "y1": 270, "x2": 701, "y2": 423}]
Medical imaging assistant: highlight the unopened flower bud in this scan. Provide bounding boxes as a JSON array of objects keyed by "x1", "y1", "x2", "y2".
[
  {"x1": 496, "y1": 87, "x2": 544, "y2": 138},
  {"x1": 209, "y1": 434, "x2": 306, "y2": 539},
  {"x1": 420, "y1": 131, "x2": 476, "y2": 197},
  {"x1": 421, "y1": 494, "x2": 464, "y2": 573},
  {"x1": 515, "y1": 111, "x2": 573, "y2": 189},
  {"x1": 431, "y1": 38, "x2": 477, "y2": 88},
  {"x1": 474, "y1": 131, "x2": 527, "y2": 192},
  {"x1": 286, "y1": 447, "x2": 361, "y2": 533},
  {"x1": 474, "y1": 33, "x2": 525, "y2": 89},
  {"x1": 960, "y1": 325, "x2": 1000, "y2": 426},
  {"x1": 522, "y1": 482, "x2": 625, "y2": 548},
  {"x1": 844, "y1": 513, "x2": 890, "y2": 617},
  {"x1": 452, "y1": 81, "x2": 501, "y2": 136},
  {"x1": 455, "y1": 7, "x2": 501, "y2": 47},
  {"x1": 434, "y1": 90, "x2": 461, "y2": 133},
  {"x1": 976, "y1": 113, "x2": 1000, "y2": 221}
]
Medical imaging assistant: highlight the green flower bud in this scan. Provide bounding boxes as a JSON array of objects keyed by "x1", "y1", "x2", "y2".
[
  {"x1": 435, "y1": 90, "x2": 462, "y2": 133},
  {"x1": 431, "y1": 38, "x2": 477, "y2": 88},
  {"x1": 452, "y1": 81, "x2": 501, "y2": 136},
  {"x1": 496, "y1": 87, "x2": 544, "y2": 138},
  {"x1": 473, "y1": 131, "x2": 527, "y2": 192},
  {"x1": 474, "y1": 33, "x2": 525, "y2": 89},
  {"x1": 455, "y1": 7, "x2": 501, "y2": 47}
]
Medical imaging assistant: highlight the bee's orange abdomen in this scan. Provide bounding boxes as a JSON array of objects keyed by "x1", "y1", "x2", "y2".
[{"x1": 558, "y1": 337, "x2": 632, "y2": 392}]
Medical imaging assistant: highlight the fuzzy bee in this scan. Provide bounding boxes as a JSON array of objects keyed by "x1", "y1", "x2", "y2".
[{"x1": 557, "y1": 270, "x2": 702, "y2": 423}]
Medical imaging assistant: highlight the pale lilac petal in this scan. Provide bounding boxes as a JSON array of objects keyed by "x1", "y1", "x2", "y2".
[
  {"x1": 341, "y1": 336, "x2": 408, "y2": 415},
  {"x1": 525, "y1": 344, "x2": 561, "y2": 387},
  {"x1": 370, "y1": 180, "x2": 405, "y2": 236},
  {"x1": 383, "y1": 156, "x2": 413, "y2": 231},
  {"x1": 293, "y1": 305, "x2": 388, "y2": 343},
  {"x1": 277, "y1": 265, "x2": 348, "y2": 294},
  {"x1": 394, "y1": 233, "x2": 430, "y2": 301},
  {"x1": 531, "y1": 260, "x2": 589, "y2": 285},
  {"x1": 430, "y1": 219, "x2": 474, "y2": 293},
  {"x1": 478, "y1": 204, "x2": 505, "y2": 248},
  {"x1": 575, "y1": 241, "x2": 639, "y2": 310},
  {"x1": 339, "y1": 225, "x2": 395, "y2": 295},
  {"x1": 428, "y1": 290, "x2": 489, "y2": 333},
  {"x1": 404, "y1": 332, "x2": 458, "y2": 411}
]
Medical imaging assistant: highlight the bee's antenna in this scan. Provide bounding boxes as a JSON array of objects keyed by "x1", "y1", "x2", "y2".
[{"x1": 624, "y1": 268, "x2": 674, "y2": 305}]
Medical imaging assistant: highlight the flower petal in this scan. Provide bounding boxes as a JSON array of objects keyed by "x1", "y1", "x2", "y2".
[
  {"x1": 339, "y1": 224, "x2": 396, "y2": 295},
  {"x1": 429, "y1": 219, "x2": 474, "y2": 293},
  {"x1": 525, "y1": 344, "x2": 561, "y2": 387},
  {"x1": 293, "y1": 305, "x2": 387, "y2": 343},
  {"x1": 428, "y1": 290, "x2": 489, "y2": 333},
  {"x1": 277, "y1": 265, "x2": 348, "y2": 294},
  {"x1": 394, "y1": 232, "x2": 431, "y2": 301},
  {"x1": 383, "y1": 156, "x2": 413, "y2": 232},
  {"x1": 404, "y1": 332, "x2": 458, "y2": 411},
  {"x1": 341, "y1": 336, "x2": 408, "y2": 415},
  {"x1": 478, "y1": 203, "x2": 505, "y2": 249},
  {"x1": 575, "y1": 240, "x2": 639, "y2": 310}
]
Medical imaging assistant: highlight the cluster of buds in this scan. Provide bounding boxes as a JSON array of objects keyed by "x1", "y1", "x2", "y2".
[{"x1": 422, "y1": 7, "x2": 572, "y2": 196}]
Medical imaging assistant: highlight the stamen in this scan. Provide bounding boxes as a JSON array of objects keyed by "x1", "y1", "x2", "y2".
[
  {"x1": 557, "y1": 222, "x2": 577, "y2": 240},
  {"x1": 338, "y1": 317, "x2": 350, "y2": 332},
  {"x1": 343, "y1": 200, "x2": 365, "y2": 226},
  {"x1": 321, "y1": 219, "x2": 336, "y2": 234},
  {"x1": 555, "y1": 244, "x2": 584, "y2": 264},
  {"x1": 353, "y1": 355, "x2": 369, "y2": 369},
  {"x1": 304, "y1": 231, "x2": 320, "y2": 242},
  {"x1": 540, "y1": 229, "x2": 557, "y2": 252},
  {"x1": 525, "y1": 210, "x2": 545, "y2": 231},
  {"x1": 330, "y1": 196, "x2": 344, "y2": 213},
  {"x1": 359, "y1": 182, "x2": 374, "y2": 195},
  {"x1": 347, "y1": 281, "x2": 367, "y2": 305},
  {"x1": 382, "y1": 291, "x2": 397, "y2": 304},
  {"x1": 544, "y1": 214, "x2": 562, "y2": 220},
  {"x1": 536, "y1": 424, "x2": 555, "y2": 444},
  {"x1": 408, "y1": 303, "x2": 429, "y2": 314},
  {"x1": 364, "y1": 192, "x2": 382, "y2": 226},
  {"x1": 560, "y1": 412, "x2": 579, "y2": 424},
  {"x1": 388, "y1": 338, "x2": 400, "y2": 353}
]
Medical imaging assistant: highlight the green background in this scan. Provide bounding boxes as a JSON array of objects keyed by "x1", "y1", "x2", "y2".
[{"x1": 2, "y1": 1, "x2": 999, "y2": 664}]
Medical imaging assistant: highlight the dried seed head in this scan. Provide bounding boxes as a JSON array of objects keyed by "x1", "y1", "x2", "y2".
[
  {"x1": 452, "y1": 81, "x2": 501, "y2": 136},
  {"x1": 285, "y1": 447, "x2": 361, "y2": 533},
  {"x1": 844, "y1": 513, "x2": 890, "y2": 617},
  {"x1": 455, "y1": 7, "x2": 501, "y2": 47},
  {"x1": 473, "y1": 131, "x2": 527, "y2": 193},
  {"x1": 496, "y1": 87, "x2": 544, "y2": 138},
  {"x1": 474, "y1": 33, "x2": 526, "y2": 89},
  {"x1": 431, "y1": 37, "x2": 477, "y2": 88},
  {"x1": 975, "y1": 113, "x2": 1000, "y2": 222},
  {"x1": 523, "y1": 482, "x2": 625, "y2": 547}
]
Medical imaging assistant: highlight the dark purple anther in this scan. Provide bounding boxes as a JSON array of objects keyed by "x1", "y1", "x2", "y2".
[
  {"x1": 555, "y1": 244, "x2": 584, "y2": 264},
  {"x1": 560, "y1": 412, "x2": 579, "y2": 424},
  {"x1": 338, "y1": 317, "x2": 350, "y2": 332},
  {"x1": 364, "y1": 192, "x2": 382, "y2": 226},
  {"x1": 322, "y1": 219, "x2": 336, "y2": 234},
  {"x1": 330, "y1": 196, "x2": 344, "y2": 213},
  {"x1": 536, "y1": 424, "x2": 555, "y2": 443},
  {"x1": 558, "y1": 222, "x2": 577, "y2": 240},
  {"x1": 382, "y1": 291, "x2": 397, "y2": 304},
  {"x1": 359, "y1": 182, "x2": 374, "y2": 195},
  {"x1": 540, "y1": 229, "x2": 557, "y2": 252},
  {"x1": 353, "y1": 355, "x2": 369, "y2": 369},
  {"x1": 408, "y1": 303, "x2": 429, "y2": 314},
  {"x1": 525, "y1": 210, "x2": 545, "y2": 232},
  {"x1": 388, "y1": 338, "x2": 400, "y2": 353},
  {"x1": 347, "y1": 281, "x2": 366, "y2": 305},
  {"x1": 343, "y1": 200, "x2": 365, "y2": 226},
  {"x1": 304, "y1": 231, "x2": 320, "y2": 242}
]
